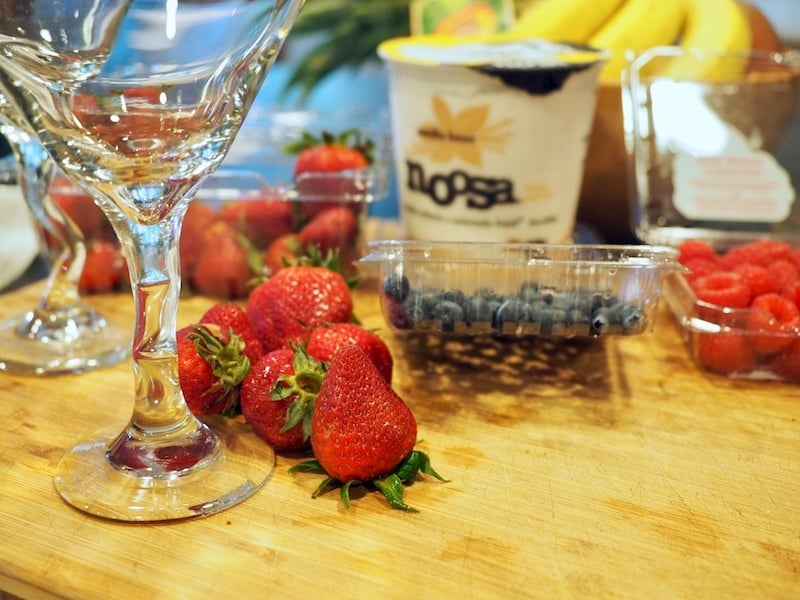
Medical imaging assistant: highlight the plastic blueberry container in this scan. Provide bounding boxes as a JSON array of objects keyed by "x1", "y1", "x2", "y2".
[{"x1": 359, "y1": 241, "x2": 680, "y2": 338}]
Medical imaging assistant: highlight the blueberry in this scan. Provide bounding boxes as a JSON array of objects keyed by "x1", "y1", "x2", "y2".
[
  {"x1": 531, "y1": 306, "x2": 567, "y2": 336},
  {"x1": 590, "y1": 306, "x2": 616, "y2": 335},
  {"x1": 493, "y1": 298, "x2": 530, "y2": 334},
  {"x1": 382, "y1": 273, "x2": 410, "y2": 302},
  {"x1": 441, "y1": 288, "x2": 466, "y2": 305},
  {"x1": 618, "y1": 303, "x2": 646, "y2": 333},
  {"x1": 431, "y1": 300, "x2": 464, "y2": 332},
  {"x1": 462, "y1": 295, "x2": 495, "y2": 325}
]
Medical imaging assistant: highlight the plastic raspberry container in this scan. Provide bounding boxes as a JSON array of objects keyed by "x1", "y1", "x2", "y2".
[{"x1": 359, "y1": 241, "x2": 680, "y2": 339}]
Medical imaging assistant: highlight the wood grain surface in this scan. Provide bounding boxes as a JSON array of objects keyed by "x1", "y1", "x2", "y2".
[{"x1": 0, "y1": 278, "x2": 799, "y2": 600}]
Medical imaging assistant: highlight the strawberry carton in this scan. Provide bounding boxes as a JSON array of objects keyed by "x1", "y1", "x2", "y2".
[{"x1": 47, "y1": 162, "x2": 388, "y2": 299}]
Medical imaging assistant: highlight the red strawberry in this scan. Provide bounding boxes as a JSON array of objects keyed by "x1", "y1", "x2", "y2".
[
  {"x1": 691, "y1": 271, "x2": 750, "y2": 309},
  {"x1": 199, "y1": 302, "x2": 265, "y2": 366},
  {"x1": 190, "y1": 222, "x2": 255, "y2": 299},
  {"x1": 696, "y1": 331, "x2": 756, "y2": 376},
  {"x1": 49, "y1": 176, "x2": 107, "y2": 240},
  {"x1": 240, "y1": 346, "x2": 325, "y2": 452},
  {"x1": 306, "y1": 322, "x2": 393, "y2": 383},
  {"x1": 176, "y1": 323, "x2": 251, "y2": 416},
  {"x1": 312, "y1": 345, "x2": 415, "y2": 484},
  {"x1": 219, "y1": 195, "x2": 294, "y2": 249},
  {"x1": 180, "y1": 201, "x2": 217, "y2": 278},
  {"x1": 79, "y1": 239, "x2": 125, "y2": 294},
  {"x1": 298, "y1": 205, "x2": 359, "y2": 255},
  {"x1": 287, "y1": 129, "x2": 373, "y2": 208},
  {"x1": 746, "y1": 293, "x2": 800, "y2": 356},
  {"x1": 246, "y1": 264, "x2": 353, "y2": 352},
  {"x1": 263, "y1": 233, "x2": 301, "y2": 275},
  {"x1": 300, "y1": 345, "x2": 443, "y2": 511}
]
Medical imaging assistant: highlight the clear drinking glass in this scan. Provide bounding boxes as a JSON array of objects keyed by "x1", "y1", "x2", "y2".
[
  {"x1": 0, "y1": 100, "x2": 129, "y2": 375},
  {"x1": 0, "y1": 0, "x2": 304, "y2": 521}
]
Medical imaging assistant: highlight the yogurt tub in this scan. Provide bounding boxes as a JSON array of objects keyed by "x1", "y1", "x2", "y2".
[{"x1": 378, "y1": 35, "x2": 608, "y2": 243}]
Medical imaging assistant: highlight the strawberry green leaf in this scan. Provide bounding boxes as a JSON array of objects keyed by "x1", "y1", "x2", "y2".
[
  {"x1": 288, "y1": 458, "x2": 325, "y2": 473},
  {"x1": 374, "y1": 474, "x2": 416, "y2": 513},
  {"x1": 340, "y1": 479, "x2": 360, "y2": 508},
  {"x1": 396, "y1": 450, "x2": 448, "y2": 484}
]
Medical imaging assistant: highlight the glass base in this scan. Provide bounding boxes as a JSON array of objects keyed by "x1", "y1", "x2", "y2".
[
  {"x1": 0, "y1": 307, "x2": 129, "y2": 375},
  {"x1": 54, "y1": 416, "x2": 275, "y2": 522}
]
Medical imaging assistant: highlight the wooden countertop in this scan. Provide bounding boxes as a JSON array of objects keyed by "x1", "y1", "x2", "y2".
[{"x1": 1, "y1": 278, "x2": 799, "y2": 600}]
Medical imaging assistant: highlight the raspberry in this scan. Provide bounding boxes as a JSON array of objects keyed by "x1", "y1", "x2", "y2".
[
  {"x1": 767, "y1": 259, "x2": 799, "y2": 293},
  {"x1": 681, "y1": 257, "x2": 719, "y2": 286},
  {"x1": 781, "y1": 279, "x2": 800, "y2": 309},
  {"x1": 771, "y1": 338, "x2": 800, "y2": 381},
  {"x1": 696, "y1": 331, "x2": 755, "y2": 376},
  {"x1": 733, "y1": 263, "x2": 774, "y2": 300},
  {"x1": 678, "y1": 240, "x2": 718, "y2": 265},
  {"x1": 746, "y1": 293, "x2": 800, "y2": 356},
  {"x1": 691, "y1": 271, "x2": 750, "y2": 309},
  {"x1": 719, "y1": 239, "x2": 791, "y2": 270}
]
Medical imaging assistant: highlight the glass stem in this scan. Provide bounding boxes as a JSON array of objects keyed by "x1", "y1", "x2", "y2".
[{"x1": 107, "y1": 205, "x2": 219, "y2": 474}]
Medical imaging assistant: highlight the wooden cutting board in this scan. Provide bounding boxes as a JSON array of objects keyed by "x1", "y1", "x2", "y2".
[{"x1": 0, "y1": 280, "x2": 798, "y2": 600}]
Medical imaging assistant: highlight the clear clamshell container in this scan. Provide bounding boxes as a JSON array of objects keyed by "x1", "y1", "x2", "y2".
[{"x1": 359, "y1": 241, "x2": 680, "y2": 338}]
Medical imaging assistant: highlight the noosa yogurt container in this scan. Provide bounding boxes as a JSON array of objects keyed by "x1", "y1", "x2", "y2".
[{"x1": 378, "y1": 35, "x2": 607, "y2": 243}]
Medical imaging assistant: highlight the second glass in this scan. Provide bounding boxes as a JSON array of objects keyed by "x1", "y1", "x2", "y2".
[{"x1": 0, "y1": 0, "x2": 305, "y2": 521}]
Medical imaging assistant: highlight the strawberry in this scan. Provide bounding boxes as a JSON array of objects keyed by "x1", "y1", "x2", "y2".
[
  {"x1": 696, "y1": 331, "x2": 756, "y2": 376},
  {"x1": 190, "y1": 222, "x2": 255, "y2": 299},
  {"x1": 287, "y1": 129, "x2": 373, "y2": 209},
  {"x1": 180, "y1": 201, "x2": 217, "y2": 278},
  {"x1": 246, "y1": 263, "x2": 353, "y2": 352},
  {"x1": 263, "y1": 233, "x2": 302, "y2": 275},
  {"x1": 240, "y1": 346, "x2": 325, "y2": 452},
  {"x1": 219, "y1": 195, "x2": 294, "y2": 249},
  {"x1": 79, "y1": 239, "x2": 126, "y2": 294},
  {"x1": 306, "y1": 322, "x2": 393, "y2": 383},
  {"x1": 176, "y1": 323, "x2": 251, "y2": 416},
  {"x1": 199, "y1": 302, "x2": 265, "y2": 366},
  {"x1": 292, "y1": 345, "x2": 444, "y2": 511},
  {"x1": 49, "y1": 176, "x2": 107, "y2": 240},
  {"x1": 745, "y1": 293, "x2": 800, "y2": 356},
  {"x1": 298, "y1": 205, "x2": 359, "y2": 255}
]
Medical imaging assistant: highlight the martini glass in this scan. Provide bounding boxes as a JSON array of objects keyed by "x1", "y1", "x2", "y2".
[
  {"x1": 0, "y1": 105, "x2": 129, "y2": 375},
  {"x1": 0, "y1": 0, "x2": 304, "y2": 521}
]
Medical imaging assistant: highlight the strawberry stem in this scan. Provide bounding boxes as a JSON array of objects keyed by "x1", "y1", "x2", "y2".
[
  {"x1": 272, "y1": 345, "x2": 326, "y2": 439},
  {"x1": 288, "y1": 449, "x2": 447, "y2": 511}
]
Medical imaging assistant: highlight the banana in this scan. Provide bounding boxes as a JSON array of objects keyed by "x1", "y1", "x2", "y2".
[
  {"x1": 657, "y1": 0, "x2": 752, "y2": 81},
  {"x1": 588, "y1": 0, "x2": 687, "y2": 85},
  {"x1": 509, "y1": 0, "x2": 628, "y2": 43}
]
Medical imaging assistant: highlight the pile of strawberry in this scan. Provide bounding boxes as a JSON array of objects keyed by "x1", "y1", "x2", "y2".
[
  {"x1": 177, "y1": 261, "x2": 445, "y2": 511},
  {"x1": 48, "y1": 129, "x2": 373, "y2": 299},
  {"x1": 678, "y1": 238, "x2": 800, "y2": 379}
]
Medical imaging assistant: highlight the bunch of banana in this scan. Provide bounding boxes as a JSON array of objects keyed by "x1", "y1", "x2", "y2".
[{"x1": 510, "y1": 0, "x2": 757, "y2": 84}]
